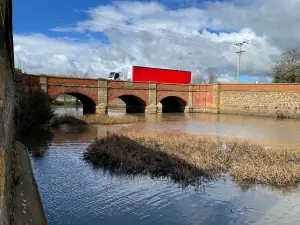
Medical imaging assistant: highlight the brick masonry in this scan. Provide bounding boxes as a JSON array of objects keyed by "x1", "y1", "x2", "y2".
[
  {"x1": 220, "y1": 84, "x2": 300, "y2": 118},
  {"x1": 21, "y1": 74, "x2": 300, "y2": 118},
  {"x1": 1, "y1": 0, "x2": 17, "y2": 223}
]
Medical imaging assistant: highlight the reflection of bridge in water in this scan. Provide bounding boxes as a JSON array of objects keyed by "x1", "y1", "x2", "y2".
[
  {"x1": 39, "y1": 114, "x2": 192, "y2": 145},
  {"x1": 49, "y1": 113, "x2": 225, "y2": 145},
  {"x1": 25, "y1": 112, "x2": 300, "y2": 159}
]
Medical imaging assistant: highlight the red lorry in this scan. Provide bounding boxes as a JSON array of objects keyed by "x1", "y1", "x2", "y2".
[{"x1": 108, "y1": 66, "x2": 191, "y2": 84}]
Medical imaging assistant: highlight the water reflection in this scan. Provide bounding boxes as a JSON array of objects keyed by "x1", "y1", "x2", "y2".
[
  {"x1": 19, "y1": 129, "x2": 53, "y2": 158},
  {"x1": 53, "y1": 106, "x2": 126, "y2": 117},
  {"x1": 235, "y1": 178, "x2": 300, "y2": 195},
  {"x1": 53, "y1": 106, "x2": 83, "y2": 115},
  {"x1": 26, "y1": 109, "x2": 300, "y2": 225},
  {"x1": 52, "y1": 106, "x2": 300, "y2": 149},
  {"x1": 28, "y1": 130, "x2": 300, "y2": 225}
]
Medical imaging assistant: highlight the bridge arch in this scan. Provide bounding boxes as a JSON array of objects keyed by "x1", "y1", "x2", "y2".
[
  {"x1": 52, "y1": 92, "x2": 96, "y2": 114},
  {"x1": 109, "y1": 95, "x2": 146, "y2": 113},
  {"x1": 159, "y1": 96, "x2": 187, "y2": 113}
]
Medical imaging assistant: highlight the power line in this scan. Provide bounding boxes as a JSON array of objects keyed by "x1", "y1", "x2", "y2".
[
  {"x1": 245, "y1": 45, "x2": 281, "y2": 54},
  {"x1": 86, "y1": 14, "x2": 238, "y2": 43},
  {"x1": 55, "y1": 14, "x2": 285, "y2": 55},
  {"x1": 98, "y1": 20, "x2": 282, "y2": 58},
  {"x1": 61, "y1": 14, "x2": 238, "y2": 46},
  {"x1": 180, "y1": 56, "x2": 227, "y2": 60},
  {"x1": 54, "y1": 14, "x2": 286, "y2": 58},
  {"x1": 100, "y1": 22, "x2": 235, "y2": 46}
]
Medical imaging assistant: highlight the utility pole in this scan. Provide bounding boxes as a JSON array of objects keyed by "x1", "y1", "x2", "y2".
[{"x1": 234, "y1": 41, "x2": 248, "y2": 83}]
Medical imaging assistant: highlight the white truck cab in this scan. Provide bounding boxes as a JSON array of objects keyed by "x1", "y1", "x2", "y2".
[
  {"x1": 108, "y1": 66, "x2": 133, "y2": 81},
  {"x1": 108, "y1": 72, "x2": 121, "y2": 80}
]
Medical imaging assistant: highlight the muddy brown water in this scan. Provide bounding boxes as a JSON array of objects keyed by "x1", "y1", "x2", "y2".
[{"x1": 23, "y1": 107, "x2": 300, "y2": 225}]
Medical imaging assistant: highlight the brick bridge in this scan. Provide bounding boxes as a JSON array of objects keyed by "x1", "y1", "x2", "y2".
[
  {"x1": 21, "y1": 74, "x2": 218, "y2": 114},
  {"x1": 20, "y1": 73, "x2": 300, "y2": 118}
]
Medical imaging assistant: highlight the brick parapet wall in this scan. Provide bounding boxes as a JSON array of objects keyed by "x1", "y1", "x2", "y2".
[{"x1": 220, "y1": 84, "x2": 300, "y2": 118}]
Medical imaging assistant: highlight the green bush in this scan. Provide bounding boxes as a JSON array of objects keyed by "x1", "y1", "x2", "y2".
[{"x1": 15, "y1": 91, "x2": 54, "y2": 134}]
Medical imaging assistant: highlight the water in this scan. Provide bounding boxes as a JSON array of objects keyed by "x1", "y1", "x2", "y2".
[
  {"x1": 53, "y1": 106, "x2": 83, "y2": 115},
  {"x1": 53, "y1": 106, "x2": 126, "y2": 117},
  {"x1": 24, "y1": 107, "x2": 300, "y2": 225}
]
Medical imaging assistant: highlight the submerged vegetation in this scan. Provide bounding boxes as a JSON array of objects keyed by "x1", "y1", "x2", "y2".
[
  {"x1": 84, "y1": 131, "x2": 300, "y2": 187},
  {"x1": 51, "y1": 114, "x2": 142, "y2": 127}
]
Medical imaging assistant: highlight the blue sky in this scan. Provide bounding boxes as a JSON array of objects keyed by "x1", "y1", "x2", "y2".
[
  {"x1": 13, "y1": 0, "x2": 101, "y2": 39},
  {"x1": 13, "y1": 0, "x2": 248, "y2": 41},
  {"x1": 13, "y1": 0, "x2": 247, "y2": 33}
]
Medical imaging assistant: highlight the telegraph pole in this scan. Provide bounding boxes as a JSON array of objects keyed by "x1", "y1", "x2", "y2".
[{"x1": 235, "y1": 41, "x2": 247, "y2": 83}]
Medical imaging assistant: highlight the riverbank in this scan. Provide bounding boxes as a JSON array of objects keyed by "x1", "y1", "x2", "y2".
[
  {"x1": 84, "y1": 131, "x2": 300, "y2": 187},
  {"x1": 51, "y1": 114, "x2": 142, "y2": 127},
  {"x1": 12, "y1": 142, "x2": 48, "y2": 225}
]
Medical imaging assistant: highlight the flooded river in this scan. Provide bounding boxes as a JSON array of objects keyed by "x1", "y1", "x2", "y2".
[{"x1": 23, "y1": 107, "x2": 300, "y2": 225}]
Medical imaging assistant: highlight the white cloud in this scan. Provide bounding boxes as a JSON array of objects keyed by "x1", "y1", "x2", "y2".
[
  {"x1": 217, "y1": 73, "x2": 237, "y2": 83},
  {"x1": 15, "y1": 0, "x2": 300, "y2": 82}
]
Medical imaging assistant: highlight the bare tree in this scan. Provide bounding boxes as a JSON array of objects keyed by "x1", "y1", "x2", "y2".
[
  {"x1": 192, "y1": 72, "x2": 205, "y2": 84},
  {"x1": 270, "y1": 48, "x2": 300, "y2": 83},
  {"x1": 71, "y1": 71, "x2": 89, "y2": 78},
  {"x1": 208, "y1": 72, "x2": 217, "y2": 84},
  {"x1": 192, "y1": 67, "x2": 209, "y2": 84},
  {"x1": 82, "y1": 72, "x2": 89, "y2": 78}
]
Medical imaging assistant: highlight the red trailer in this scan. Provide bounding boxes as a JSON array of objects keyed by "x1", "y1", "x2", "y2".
[{"x1": 108, "y1": 66, "x2": 191, "y2": 84}]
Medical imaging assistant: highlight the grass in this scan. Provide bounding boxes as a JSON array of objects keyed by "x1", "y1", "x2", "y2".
[
  {"x1": 84, "y1": 131, "x2": 300, "y2": 187},
  {"x1": 276, "y1": 111, "x2": 290, "y2": 119},
  {"x1": 51, "y1": 114, "x2": 142, "y2": 127}
]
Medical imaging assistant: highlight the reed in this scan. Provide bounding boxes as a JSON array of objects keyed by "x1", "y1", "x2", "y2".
[
  {"x1": 84, "y1": 131, "x2": 300, "y2": 187},
  {"x1": 51, "y1": 114, "x2": 142, "y2": 127}
]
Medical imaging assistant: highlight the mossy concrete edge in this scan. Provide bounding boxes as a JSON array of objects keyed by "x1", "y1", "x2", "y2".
[{"x1": 12, "y1": 142, "x2": 48, "y2": 225}]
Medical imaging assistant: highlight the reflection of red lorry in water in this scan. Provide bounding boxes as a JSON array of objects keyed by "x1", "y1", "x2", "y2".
[{"x1": 108, "y1": 66, "x2": 191, "y2": 84}]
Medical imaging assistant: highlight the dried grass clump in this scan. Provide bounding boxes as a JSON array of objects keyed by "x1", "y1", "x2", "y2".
[
  {"x1": 84, "y1": 131, "x2": 300, "y2": 187},
  {"x1": 84, "y1": 133, "x2": 220, "y2": 186},
  {"x1": 51, "y1": 114, "x2": 141, "y2": 127},
  {"x1": 227, "y1": 141, "x2": 300, "y2": 186}
]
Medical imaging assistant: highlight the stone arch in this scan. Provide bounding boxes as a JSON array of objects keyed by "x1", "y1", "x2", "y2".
[
  {"x1": 52, "y1": 92, "x2": 96, "y2": 114},
  {"x1": 109, "y1": 95, "x2": 146, "y2": 113},
  {"x1": 159, "y1": 96, "x2": 187, "y2": 113}
]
